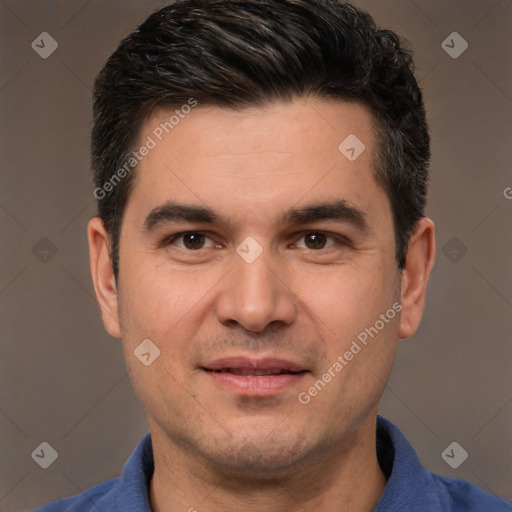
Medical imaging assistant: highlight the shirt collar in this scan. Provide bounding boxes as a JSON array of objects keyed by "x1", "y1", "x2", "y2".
[
  {"x1": 114, "y1": 432, "x2": 154, "y2": 511},
  {"x1": 374, "y1": 415, "x2": 442, "y2": 511}
]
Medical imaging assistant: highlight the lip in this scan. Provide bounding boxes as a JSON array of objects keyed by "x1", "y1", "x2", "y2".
[{"x1": 201, "y1": 356, "x2": 309, "y2": 397}]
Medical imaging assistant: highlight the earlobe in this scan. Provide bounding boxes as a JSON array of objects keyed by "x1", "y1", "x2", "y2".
[
  {"x1": 398, "y1": 218, "x2": 436, "y2": 339},
  {"x1": 87, "y1": 217, "x2": 122, "y2": 338}
]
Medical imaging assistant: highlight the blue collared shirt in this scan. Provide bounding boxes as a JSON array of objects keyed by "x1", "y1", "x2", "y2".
[{"x1": 32, "y1": 416, "x2": 511, "y2": 511}]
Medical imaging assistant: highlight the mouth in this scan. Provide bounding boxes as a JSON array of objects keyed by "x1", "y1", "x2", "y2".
[
  {"x1": 201, "y1": 357, "x2": 309, "y2": 396},
  {"x1": 207, "y1": 368, "x2": 304, "y2": 376}
]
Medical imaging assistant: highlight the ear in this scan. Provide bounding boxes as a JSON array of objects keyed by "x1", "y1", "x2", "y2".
[
  {"x1": 398, "y1": 217, "x2": 436, "y2": 339},
  {"x1": 87, "y1": 217, "x2": 122, "y2": 338}
]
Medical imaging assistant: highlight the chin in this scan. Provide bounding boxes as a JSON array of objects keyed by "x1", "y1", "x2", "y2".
[
  {"x1": 195, "y1": 425, "x2": 319, "y2": 480},
  {"x1": 205, "y1": 446, "x2": 306, "y2": 480}
]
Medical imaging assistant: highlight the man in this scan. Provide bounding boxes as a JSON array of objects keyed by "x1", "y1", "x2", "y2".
[{"x1": 33, "y1": 0, "x2": 511, "y2": 510}]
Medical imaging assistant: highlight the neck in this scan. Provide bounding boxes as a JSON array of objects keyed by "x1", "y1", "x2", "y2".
[{"x1": 149, "y1": 414, "x2": 387, "y2": 512}]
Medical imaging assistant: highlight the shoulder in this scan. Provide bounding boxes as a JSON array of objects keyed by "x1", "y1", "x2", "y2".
[
  {"x1": 30, "y1": 478, "x2": 121, "y2": 512},
  {"x1": 30, "y1": 433, "x2": 154, "y2": 512},
  {"x1": 375, "y1": 416, "x2": 511, "y2": 512},
  {"x1": 430, "y1": 472, "x2": 512, "y2": 512}
]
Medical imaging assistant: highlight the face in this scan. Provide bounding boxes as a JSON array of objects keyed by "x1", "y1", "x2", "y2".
[{"x1": 89, "y1": 98, "x2": 431, "y2": 478}]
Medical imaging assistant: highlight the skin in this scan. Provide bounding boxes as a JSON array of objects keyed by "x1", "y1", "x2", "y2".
[{"x1": 88, "y1": 98, "x2": 436, "y2": 511}]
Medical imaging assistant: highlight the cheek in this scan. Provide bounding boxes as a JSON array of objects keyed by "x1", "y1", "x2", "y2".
[
  {"x1": 118, "y1": 255, "x2": 213, "y2": 334},
  {"x1": 295, "y1": 264, "x2": 396, "y2": 336},
  {"x1": 117, "y1": 258, "x2": 230, "y2": 385}
]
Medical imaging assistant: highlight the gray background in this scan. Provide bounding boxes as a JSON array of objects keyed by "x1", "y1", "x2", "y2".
[{"x1": 1, "y1": 0, "x2": 511, "y2": 510}]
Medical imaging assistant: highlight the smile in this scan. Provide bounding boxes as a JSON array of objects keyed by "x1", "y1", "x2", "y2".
[
  {"x1": 208, "y1": 368, "x2": 303, "y2": 376},
  {"x1": 202, "y1": 357, "x2": 309, "y2": 396}
]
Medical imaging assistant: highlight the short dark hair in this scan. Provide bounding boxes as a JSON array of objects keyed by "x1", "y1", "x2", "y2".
[{"x1": 92, "y1": 0, "x2": 430, "y2": 280}]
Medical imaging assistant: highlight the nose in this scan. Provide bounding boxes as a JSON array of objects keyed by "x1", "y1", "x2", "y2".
[{"x1": 214, "y1": 249, "x2": 297, "y2": 333}]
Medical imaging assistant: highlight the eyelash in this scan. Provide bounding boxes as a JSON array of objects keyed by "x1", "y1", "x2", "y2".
[{"x1": 162, "y1": 231, "x2": 350, "y2": 251}]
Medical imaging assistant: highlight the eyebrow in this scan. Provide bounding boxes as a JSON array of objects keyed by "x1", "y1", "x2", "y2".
[
  {"x1": 281, "y1": 200, "x2": 368, "y2": 232},
  {"x1": 143, "y1": 203, "x2": 221, "y2": 230},
  {"x1": 142, "y1": 200, "x2": 368, "y2": 233}
]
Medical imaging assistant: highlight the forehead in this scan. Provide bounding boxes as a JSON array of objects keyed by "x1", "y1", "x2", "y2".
[
  {"x1": 143, "y1": 98, "x2": 376, "y2": 164},
  {"x1": 125, "y1": 98, "x2": 390, "y2": 231}
]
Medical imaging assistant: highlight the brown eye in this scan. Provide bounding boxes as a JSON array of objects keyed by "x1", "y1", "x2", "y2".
[
  {"x1": 182, "y1": 232, "x2": 205, "y2": 249},
  {"x1": 166, "y1": 232, "x2": 216, "y2": 250},
  {"x1": 294, "y1": 231, "x2": 342, "y2": 251},
  {"x1": 304, "y1": 232, "x2": 327, "y2": 249}
]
